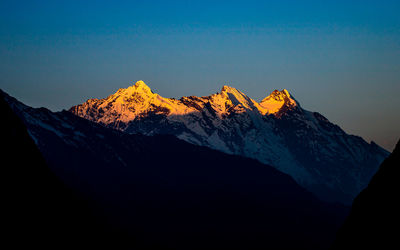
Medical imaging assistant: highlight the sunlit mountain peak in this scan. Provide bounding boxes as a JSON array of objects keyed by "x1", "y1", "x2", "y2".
[
  {"x1": 134, "y1": 80, "x2": 151, "y2": 91},
  {"x1": 121, "y1": 80, "x2": 153, "y2": 96},
  {"x1": 259, "y1": 89, "x2": 298, "y2": 114},
  {"x1": 217, "y1": 85, "x2": 256, "y2": 109},
  {"x1": 220, "y1": 85, "x2": 238, "y2": 93},
  {"x1": 73, "y1": 81, "x2": 302, "y2": 126}
]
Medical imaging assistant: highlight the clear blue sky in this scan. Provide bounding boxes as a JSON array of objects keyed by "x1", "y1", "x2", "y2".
[{"x1": 1, "y1": 0, "x2": 399, "y2": 150}]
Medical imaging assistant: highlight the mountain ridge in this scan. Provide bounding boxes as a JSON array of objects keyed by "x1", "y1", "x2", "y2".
[
  {"x1": 70, "y1": 81, "x2": 388, "y2": 204},
  {"x1": 1, "y1": 89, "x2": 349, "y2": 249}
]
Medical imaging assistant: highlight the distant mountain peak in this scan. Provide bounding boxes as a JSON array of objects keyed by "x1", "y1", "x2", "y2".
[
  {"x1": 259, "y1": 89, "x2": 299, "y2": 114},
  {"x1": 84, "y1": 82, "x2": 297, "y2": 117},
  {"x1": 133, "y1": 80, "x2": 152, "y2": 92},
  {"x1": 220, "y1": 85, "x2": 237, "y2": 93},
  {"x1": 268, "y1": 89, "x2": 291, "y2": 100},
  {"x1": 217, "y1": 85, "x2": 256, "y2": 109},
  {"x1": 118, "y1": 80, "x2": 153, "y2": 96}
]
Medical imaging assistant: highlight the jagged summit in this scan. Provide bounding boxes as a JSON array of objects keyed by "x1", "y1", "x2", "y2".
[
  {"x1": 259, "y1": 89, "x2": 299, "y2": 114},
  {"x1": 217, "y1": 85, "x2": 256, "y2": 110},
  {"x1": 220, "y1": 85, "x2": 238, "y2": 93},
  {"x1": 74, "y1": 81, "x2": 297, "y2": 118},
  {"x1": 117, "y1": 80, "x2": 153, "y2": 96},
  {"x1": 261, "y1": 89, "x2": 296, "y2": 103},
  {"x1": 133, "y1": 80, "x2": 152, "y2": 93},
  {"x1": 220, "y1": 85, "x2": 247, "y2": 98}
]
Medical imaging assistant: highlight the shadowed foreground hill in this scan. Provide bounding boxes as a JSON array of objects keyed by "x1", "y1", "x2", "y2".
[
  {"x1": 333, "y1": 139, "x2": 400, "y2": 249},
  {"x1": 1, "y1": 94, "x2": 109, "y2": 248},
  {"x1": 2, "y1": 90, "x2": 348, "y2": 250}
]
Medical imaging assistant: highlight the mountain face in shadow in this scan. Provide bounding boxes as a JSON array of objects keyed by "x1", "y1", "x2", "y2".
[
  {"x1": 70, "y1": 81, "x2": 389, "y2": 204},
  {"x1": 2, "y1": 90, "x2": 348, "y2": 250},
  {"x1": 333, "y1": 139, "x2": 400, "y2": 249},
  {"x1": 1, "y1": 92, "x2": 111, "y2": 248}
]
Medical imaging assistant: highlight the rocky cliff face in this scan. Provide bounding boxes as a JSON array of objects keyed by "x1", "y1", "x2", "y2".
[{"x1": 70, "y1": 81, "x2": 389, "y2": 203}]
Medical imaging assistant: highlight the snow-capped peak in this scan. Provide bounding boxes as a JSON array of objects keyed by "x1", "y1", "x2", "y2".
[
  {"x1": 118, "y1": 80, "x2": 153, "y2": 97},
  {"x1": 220, "y1": 85, "x2": 237, "y2": 93},
  {"x1": 72, "y1": 81, "x2": 301, "y2": 126},
  {"x1": 259, "y1": 89, "x2": 299, "y2": 114},
  {"x1": 133, "y1": 80, "x2": 152, "y2": 93},
  {"x1": 218, "y1": 85, "x2": 257, "y2": 110}
]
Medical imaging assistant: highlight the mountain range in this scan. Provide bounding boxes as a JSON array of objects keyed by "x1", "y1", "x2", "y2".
[
  {"x1": 70, "y1": 81, "x2": 389, "y2": 203},
  {"x1": 2, "y1": 89, "x2": 348, "y2": 249}
]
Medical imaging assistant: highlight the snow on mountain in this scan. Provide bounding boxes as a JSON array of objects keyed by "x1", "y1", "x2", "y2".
[
  {"x1": 1, "y1": 89, "x2": 349, "y2": 249},
  {"x1": 70, "y1": 80, "x2": 389, "y2": 203}
]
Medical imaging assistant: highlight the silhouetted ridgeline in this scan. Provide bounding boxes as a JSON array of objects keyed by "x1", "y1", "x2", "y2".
[
  {"x1": 333, "y1": 139, "x2": 400, "y2": 249},
  {"x1": 2, "y1": 90, "x2": 348, "y2": 250},
  {"x1": 1, "y1": 94, "x2": 111, "y2": 248}
]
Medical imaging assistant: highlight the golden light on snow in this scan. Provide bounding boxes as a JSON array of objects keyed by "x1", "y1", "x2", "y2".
[{"x1": 73, "y1": 80, "x2": 298, "y2": 125}]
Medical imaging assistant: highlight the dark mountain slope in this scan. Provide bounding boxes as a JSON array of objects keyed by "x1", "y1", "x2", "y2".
[
  {"x1": 2, "y1": 90, "x2": 348, "y2": 250},
  {"x1": 1, "y1": 93, "x2": 114, "y2": 248},
  {"x1": 333, "y1": 139, "x2": 400, "y2": 249}
]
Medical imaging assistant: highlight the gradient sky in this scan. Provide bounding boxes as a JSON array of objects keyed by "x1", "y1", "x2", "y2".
[{"x1": 1, "y1": 0, "x2": 399, "y2": 150}]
